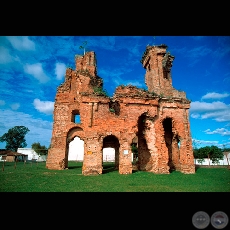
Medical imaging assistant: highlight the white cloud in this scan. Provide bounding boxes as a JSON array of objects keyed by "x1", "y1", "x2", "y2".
[
  {"x1": 10, "y1": 103, "x2": 20, "y2": 110},
  {"x1": 201, "y1": 92, "x2": 230, "y2": 100},
  {"x1": 24, "y1": 63, "x2": 50, "y2": 83},
  {"x1": 190, "y1": 101, "x2": 230, "y2": 122},
  {"x1": 55, "y1": 63, "x2": 66, "y2": 80},
  {"x1": 33, "y1": 99, "x2": 54, "y2": 115},
  {"x1": 190, "y1": 101, "x2": 228, "y2": 112},
  {"x1": 201, "y1": 110, "x2": 230, "y2": 122},
  {"x1": 204, "y1": 128, "x2": 230, "y2": 136},
  {"x1": 6, "y1": 36, "x2": 36, "y2": 51},
  {"x1": 192, "y1": 138, "x2": 219, "y2": 147},
  {"x1": 191, "y1": 113, "x2": 200, "y2": 119}
]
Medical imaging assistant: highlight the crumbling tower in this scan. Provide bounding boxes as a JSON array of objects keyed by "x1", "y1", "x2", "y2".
[
  {"x1": 46, "y1": 51, "x2": 105, "y2": 171},
  {"x1": 141, "y1": 44, "x2": 186, "y2": 98},
  {"x1": 75, "y1": 51, "x2": 97, "y2": 76},
  {"x1": 139, "y1": 44, "x2": 195, "y2": 174}
]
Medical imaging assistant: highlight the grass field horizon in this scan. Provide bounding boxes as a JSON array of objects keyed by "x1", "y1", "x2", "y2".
[{"x1": 1, "y1": 161, "x2": 230, "y2": 192}]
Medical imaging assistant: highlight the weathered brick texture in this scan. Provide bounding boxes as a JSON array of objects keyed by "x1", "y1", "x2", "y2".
[{"x1": 46, "y1": 44, "x2": 195, "y2": 175}]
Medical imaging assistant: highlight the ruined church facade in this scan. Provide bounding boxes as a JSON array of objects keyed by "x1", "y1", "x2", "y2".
[{"x1": 46, "y1": 44, "x2": 195, "y2": 175}]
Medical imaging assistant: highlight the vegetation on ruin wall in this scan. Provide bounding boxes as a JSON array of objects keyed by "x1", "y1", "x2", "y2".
[
  {"x1": 1, "y1": 161, "x2": 229, "y2": 192},
  {"x1": 93, "y1": 86, "x2": 108, "y2": 97}
]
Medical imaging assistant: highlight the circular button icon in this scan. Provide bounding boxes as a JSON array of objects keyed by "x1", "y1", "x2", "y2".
[
  {"x1": 211, "y1": 211, "x2": 229, "y2": 229},
  {"x1": 192, "y1": 211, "x2": 210, "y2": 229}
]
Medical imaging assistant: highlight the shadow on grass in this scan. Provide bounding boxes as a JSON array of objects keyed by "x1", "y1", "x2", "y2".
[
  {"x1": 67, "y1": 166, "x2": 82, "y2": 169},
  {"x1": 102, "y1": 167, "x2": 117, "y2": 174},
  {"x1": 102, "y1": 163, "x2": 117, "y2": 174}
]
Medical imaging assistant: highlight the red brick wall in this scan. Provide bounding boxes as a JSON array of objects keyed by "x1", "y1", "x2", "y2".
[{"x1": 46, "y1": 46, "x2": 195, "y2": 175}]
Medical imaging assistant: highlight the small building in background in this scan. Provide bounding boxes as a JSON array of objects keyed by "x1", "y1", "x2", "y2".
[
  {"x1": 17, "y1": 148, "x2": 47, "y2": 162},
  {"x1": 103, "y1": 147, "x2": 115, "y2": 162},
  {"x1": 68, "y1": 137, "x2": 84, "y2": 161},
  {"x1": 194, "y1": 152, "x2": 230, "y2": 166},
  {"x1": 0, "y1": 149, "x2": 27, "y2": 162}
]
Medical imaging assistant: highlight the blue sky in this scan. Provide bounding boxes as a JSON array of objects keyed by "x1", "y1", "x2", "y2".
[{"x1": 0, "y1": 36, "x2": 230, "y2": 149}]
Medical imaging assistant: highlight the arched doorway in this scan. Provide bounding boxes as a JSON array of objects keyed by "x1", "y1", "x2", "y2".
[
  {"x1": 163, "y1": 117, "x2": 175, "y2": 172},
  {"x1": 66, "y1": 127, "x2": 84, "y2": 169},
  {"x1": 102, "y1": 135, "x2": 120, "y2": 173},
  {"x1": 137, "y1": 113, "x2": 151, "y2": 171},
  {"x1": 68, "y1": 136, "x2": 84, "y2": 161},
  {"x1": 131, "y1": 136, "x2": 138, "y2": 163}
]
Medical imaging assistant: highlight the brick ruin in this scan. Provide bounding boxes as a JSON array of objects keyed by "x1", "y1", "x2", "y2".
[{"x1": 46, "y1": 44, "x2": 195, "y2": 175}]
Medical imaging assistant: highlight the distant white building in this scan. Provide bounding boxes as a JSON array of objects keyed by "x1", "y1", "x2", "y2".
[
  {"x1": 194, "y1": 152, "x2": 230, "y2": 166},
  {"x1": 103, "y1": 147, "x2": 115, "y2": 162},
  {"x1": 17, "y1": 148, "x2": 47, "y2": 161}
]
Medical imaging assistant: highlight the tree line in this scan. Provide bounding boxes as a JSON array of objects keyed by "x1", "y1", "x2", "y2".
[
  {"x1": 0, "y1": 125, "x2": 48, "y2": 155},
  {"x1": 0, "y1": 126, "x2": 229, "y2": 162},
  {"x1": 193, "y1": 145, "x2": 229, "y2": 165}
]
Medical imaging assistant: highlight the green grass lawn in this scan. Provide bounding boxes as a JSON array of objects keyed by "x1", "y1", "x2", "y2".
[{"x1": 1, "y1": 161, "x2": 230, "y2": 192}]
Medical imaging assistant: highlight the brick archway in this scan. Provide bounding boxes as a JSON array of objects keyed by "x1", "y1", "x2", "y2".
[
  {"x1": 162, "y1": 117, "x2": 174, "y2": 171},
  {"x1": 67, "y1": 127, "x2": 84, "y2": 144},
  {"x1": 137, "y1": 113, "x2": 150, "y2": 170},
  {"x1": 68, "y1": 136, "x2": 84, "y2": 161},
  {"x1": 102, "y1": 135, "x2": 120, "y2": 170},
  {"x1": 65, "y1": 127, "x2": 85, "y2": 168}
]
